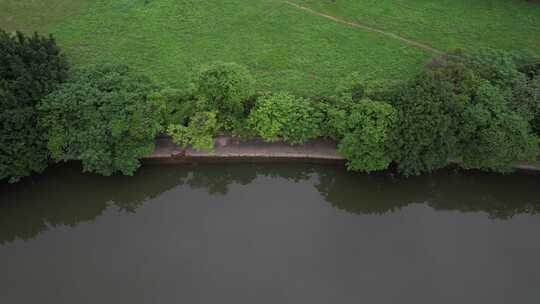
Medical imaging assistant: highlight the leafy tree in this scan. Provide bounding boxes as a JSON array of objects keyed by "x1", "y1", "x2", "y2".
[
  {"x1": 388, "y1": 50, "x2": 538, "y2": 176},
  {"x1": 337, "y1": 52, "x2": 478, "y2": 176},
  {"x1": 0, "y1": 30, "x2": 69, "y2": 183},
  {"x1": 337, "y1": 100, "x2": 397, "y2": 172},
  {"x1": 515, "y1": 52, "x2": 540, "y2": 80},
  {"x1": 468, "y1": 48, "x2": 522, "y2": 90},
  {"x1": 316, "y1": 73, "x2": 370, "y2": 140},
  {"x1": 248, "y1": 92, "x2": 323, "y2": 144},
  {"x1": 196, "y1": 62, "x2": 254, "y2": 130},
  {"x1": 388, "y1": 72, "x2": 457, "y2": 176},
  {"x1": 39, "y1": 63, "x2": 161, "y2": 176},
  {"x1": 321, "y1": 105, "x2": 348, "y2": 141},
  {"x1": 151, "y1": 87, "x2": 197, "y2": 127},
  {"x1": 317, "y1": 97, "x2": 355, "y2": 140},
  {"x1": 153, "y1": 86, "x2": 219, "y2": 151},
  {"x1": 459, "y1": 83, "x2": 538, "y2": 172},
  {"x1": 167, "y1": 110, "x2": 218, "y2": 152},
  {"x1": 510, "y1": 76, "x2": 540, "y2": 136}
]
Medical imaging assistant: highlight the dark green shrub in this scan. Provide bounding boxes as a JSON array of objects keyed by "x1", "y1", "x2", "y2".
[
  {"x1": 0, "y1": 30, "x2": 69, "y2": 183},
  {"x1": 318, "y1": 74, "x2": 394, "y2": 141},
  {"x1": 317, "y1": 96, "x2": 356, "y2": 141},
  {"x1": 514, "y1": 52, "x2": 540, "y2": 80},
  {"x1": 39, "y1": 63, "x2": 162, "y2": 176},
  {"x1": 196, "y1": 62, "x2": 255, "y2": 130},
  {"x1": 248, "y1": 92, "x2": 323, "y2": 144},
  {"x1": 152, "y1": 87, "x2": 197, "y2": 127},
  {"x1": 519, "y1": 62, "x2": 540, "y2": 80},
  {"x1": 459, "y1": 83, "x2": 538, "y2": 171},
  {"x1": 167, "y1": 110, "x2": 218, "y2": 152},
  {"x1": 337, "y1": 100, "x2": 397, "y2": 172},
  {"x1": 511, "y1": 76, "x2": 540, "y2": 136},
  {"x1": 388, "y1": 72, "x2": 457, "y2": 176},
  {"x1": 468, "y1": 48, "x2": 522, "y2": 90},
  {"x1": 334, "y1": 72, "x2": 365, "y2": 102},
  {"x1": 389, "y1": 50, "x2": 539, "y2": 175}
]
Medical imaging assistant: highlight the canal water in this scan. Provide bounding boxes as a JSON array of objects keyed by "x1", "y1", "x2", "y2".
[{"x1": 1, "y1": 163, "x2": 539, "y2": 303}]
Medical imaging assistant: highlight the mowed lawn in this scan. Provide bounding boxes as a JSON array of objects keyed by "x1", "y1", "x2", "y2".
[{"x1": 1, "y1": 0, "x2": 539, "y2": 94}]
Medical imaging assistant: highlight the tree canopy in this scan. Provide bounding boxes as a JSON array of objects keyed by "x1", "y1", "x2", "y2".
[
  {"x1": 248, "y1": 92, "x2": 323, "y2": 145},
  {"x1": 0, "y1": 30, "x2": 69, "y2": 182},
  {"x1": 39, "y1": 63, "x2": 162, "y2": 176},
  {"x1": 196, "y1": 62, "x2": 255, "y2": 131},
  {"x1": 337, "y1": 100, "x2": 397, "y2": 172}
]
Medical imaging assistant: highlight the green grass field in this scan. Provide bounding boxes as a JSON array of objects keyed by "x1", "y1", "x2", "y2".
[{"x1": 1, "y1": 0, "x2": 539, "y2": 94}]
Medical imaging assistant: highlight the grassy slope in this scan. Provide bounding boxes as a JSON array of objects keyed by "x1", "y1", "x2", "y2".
[
  {"x1": 51, "y1": 0, "x2": 430, "y2": 95},
  {"x1": 292, "y1": 0, "x2": 540, "y2": 55},
  {"x1": 1, "y1": 0, "x2": 538, "y2": 94},
  {"x1": 0, "y1": 0, "x2": 96, "y2": 33}
]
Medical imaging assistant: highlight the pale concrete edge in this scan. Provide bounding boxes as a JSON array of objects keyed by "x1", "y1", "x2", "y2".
[{"x1": 143, "y1": 137, "x2": 540, "y2": 174}]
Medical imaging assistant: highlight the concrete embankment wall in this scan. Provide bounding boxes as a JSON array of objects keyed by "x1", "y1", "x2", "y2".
[{"x1": 144, "y1": 136, "x2": 540, "y2": 174}]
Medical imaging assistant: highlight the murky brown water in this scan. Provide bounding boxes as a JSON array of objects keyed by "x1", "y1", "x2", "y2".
[{"x1": 1, "y1": 163, "x2": 539, "y2": 303}]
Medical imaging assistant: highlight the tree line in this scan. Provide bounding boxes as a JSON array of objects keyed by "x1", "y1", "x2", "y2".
[{"x1": 1, "y1": 30, "x2": 539, "y2": 183}]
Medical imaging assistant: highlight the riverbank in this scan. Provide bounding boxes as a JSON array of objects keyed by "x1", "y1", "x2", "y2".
[
  {"x1": 145, "y1": 137, "x2": 540, "y2": 173},
  {"x1": 146, "y1": 137, "x2": 344, "y2": 163}
]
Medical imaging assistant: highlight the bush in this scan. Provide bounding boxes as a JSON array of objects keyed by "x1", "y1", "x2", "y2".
[
  {"x1": 337, "y1": 100, "x2": 397, "y2": 172},
  {"x1": 468, "y1": 48, "x2": 522, "y2": 90},
  {"x1": 321, "y1": 106, "x2": 348, "y2": 141},
  {"x1": 515, "y1": 52, "x2": 540, "y2": 80},
  {"x1": 248, "y1": 92, "x2": 323, "y2": 144},
  {"x1": 519, "y1": 62, "x2": 540, "y2": 80},
  {"x1": 0, "y1": 30, "x2": 69, "y2": 183},
  {"x1": 317, "y1": 97, "x2": 355, "y2": 141},
  {"x1": 388, "y1": 72, "x2": 457, "y2": 176},
  {"x1": 39, "y1": 63, "x2": 161, "y2": 176},
  {"x1": 334, "y1": 72, "x2": 365, "y2": 102},
  {"x1": 510, "y1": 76, "x2": 540, "y2": 136},
  {"x1": 167, "y1": 111, "x2": 218, "y2": 152},
  {"x1": 196, "y1": 62, "x2": 255, "y2": 130},
  {"x1": 152, "y1": 87, "x2": 197, "y2": 127},
  {"x1": 459, "y1": 83, "x2": 538, "y2": 171},
  {"x1": 388, "y1": 50, "x2": 539, "y2": 175}
]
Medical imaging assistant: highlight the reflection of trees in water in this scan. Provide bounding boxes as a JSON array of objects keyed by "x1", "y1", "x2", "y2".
[
  {"x1": 1, "y1": 163, "x2": 539, "y2": 244},
  {"x1": 315, "y1": 169, "x2": 411, "y2": 215},
  {"x1": 316, "y1": 167, "x2": 540, "y2": 218},
  {"x1": 0, "y1": 163, "x2": 190, "y2": 244},
  {"x1": 185, "y1": 163, "x2": 314, "y2": 195},
  {"x1": 0, "y1": 163, "x2": 314, "y2": 244}
]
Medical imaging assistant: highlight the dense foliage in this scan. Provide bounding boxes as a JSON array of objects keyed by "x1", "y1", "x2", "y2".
[
  {"x1": 0, "y1": 30, "x2": 69, "y2": 183},
  {"x1": 511, "y1": 76, "x2": 540, "y2": 136},
  {"x1": 248, "y1": 92, "x2": 323, "y2": 144},
  {"x1": 460, "y1": 83, "x2": 538, "y2": 171},
  {"x1": 3, "y1": 44, "x2": 539, "y2": 183},
  {"x1": 39, "y1": 63, "x2": 161, "y2": 176},
  {"x1": 196, "y1": 62, "x2": 255, "y2": 131},
  {"x1": 387, "y1": 49, "x2": 539, "y2": 175},
  {"x1": 388, "y1": 73, "x2": 456, "y2": 176},
  {"x1": 336, "y1": 100, "x2": 397, "y2": 172},
  {"x1": 167, "y1": 110, "x2": 218, "y2": 152},
  {"x1": 153, "y1": 87, "x2": 197, "y2": 127}
]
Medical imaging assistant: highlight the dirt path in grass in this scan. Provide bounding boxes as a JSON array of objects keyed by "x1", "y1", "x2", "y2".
[{"x1": 284, "y1": 1, "x2": 444, "y2": 55}]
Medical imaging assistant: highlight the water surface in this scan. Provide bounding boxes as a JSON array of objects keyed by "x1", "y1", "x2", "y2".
[{"x1": 1, "y1": 163, "x2": 539, "y2": 303}]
